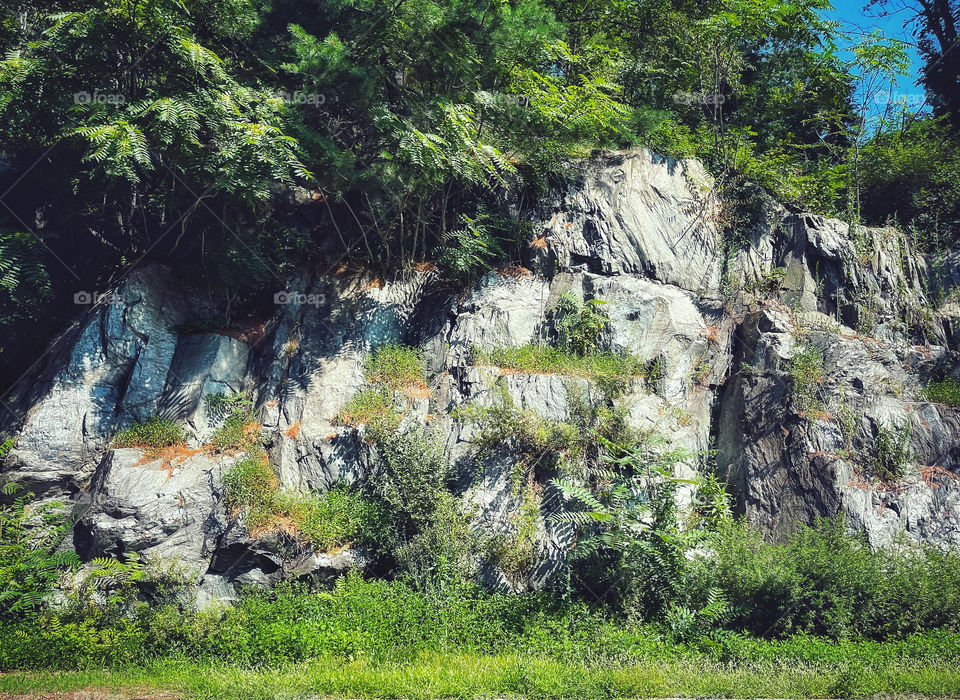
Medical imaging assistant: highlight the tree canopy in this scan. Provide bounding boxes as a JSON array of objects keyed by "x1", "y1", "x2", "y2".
[{"x1": 0, "y1": 0, "x2": 958, "y2": 376}]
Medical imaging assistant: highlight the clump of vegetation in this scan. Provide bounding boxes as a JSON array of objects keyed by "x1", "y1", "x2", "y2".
[
  {"x1": 364, "y1": 343, "x2": 428, "y2": 394},
  {"x1": 552, "y1": 435, "x2": 694, "y2": 615},
  {"x1": 111, "y1": 416, "x2": 185, "y2": 451},
  {"x1": 873, "y1": 419, "x2": 912, "y2": 481},
  {"x1": 207, "y1": 394, "x2": 262, "y2": 454},
  {"x1": 789, "y1": 345, "x2": 826, "y2": 415},
  {"x1": 486, "y1": 483, "x2": 541, "y2": 585},
  {"x1": 0, "y1": 483, "x2": 79, "y2": 618},
  {"x1": 472, "y1": 294, "x2": 659, "y2": 401},
  {"x1": 472, "y1": 345, "x2": 644, "y2": 398},
  {"x1": 222, "y1": 457, "x2": 277, "y2": 523},
  {"x1": 924, "y1": 378, "x2": 960, "y2": 406},
  {"x1": 456, "y1": 397, "x2": 584, "y2": 466},
  {"x1": 223, "y1": 457, "x2": 380, "y2": 552},
  {"x1": 551, "y1": 293, "x2": 609, "y2": 356},
  {"x1": 334, "y1": 388, "x2": 402, "y2": 440},
  {"x1": 753, "y1": 267, "x2": 786, "y2": 297},
  {"x1": 369, "y1": 426, "x2": 481, "y2": 591},
  {"x1": 334, "y1": 344, "x2": 429, "y2": 439}
]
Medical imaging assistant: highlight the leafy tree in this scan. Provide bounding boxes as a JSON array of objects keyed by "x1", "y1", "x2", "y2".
[{"x1": 871, "y1": 0, "x2": 960, "y2": 129}]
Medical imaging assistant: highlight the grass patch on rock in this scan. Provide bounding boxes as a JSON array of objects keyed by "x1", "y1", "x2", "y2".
[
  {"x1": 364, "y1": 342, "x2": 429, "y2": 397},
  {"x1": 111, "y1": 416, "x2": 185, "y2": 452},
  {"x1": 924, "y1": 378, "x2": 960, "y2": 406},
  {"x1": 223, "y1": 457, "x2": 379, "y2": 552}
]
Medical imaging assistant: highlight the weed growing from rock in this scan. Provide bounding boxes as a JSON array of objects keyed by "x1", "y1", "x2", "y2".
[{"x1": 111, "y1": 416, "x2": 185, "y2": 451}]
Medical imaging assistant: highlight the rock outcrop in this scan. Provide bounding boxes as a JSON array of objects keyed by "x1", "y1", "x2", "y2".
[{"x1": 3, "y1": 148, "x2": 960, "y2": 602}]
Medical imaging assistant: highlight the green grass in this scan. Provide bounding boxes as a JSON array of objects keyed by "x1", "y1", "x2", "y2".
[
  {"x1": 111, "y1": 416, "x2": 185, "y2": 449},
  {"x1": 1, "y1": 651, "x2": 958, "y2": 699},
  {"x1": 471, "y1": 344, "x2": 655, "y2": 399},
  {"x1": 365, "y1": 342, "x2": 428, "y2": 391},
  {"x1": 789, "y1": 344, "x2": 825, "y2": 414},
  {"x1": 924, "y1": 378, "x2": 960, "y2": 406},
  {"x1": 334, "y1": 387, "x2": 402, "y2": 437},
  {"x1": 223, "y1": 458, "x2": 378, "y2": 551},
  {"x1": 209, "y1": 400, "x2": 261, "y2": 453}
]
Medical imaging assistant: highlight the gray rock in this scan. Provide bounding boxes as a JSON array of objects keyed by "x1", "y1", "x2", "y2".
[
  {"x1": 76, "y1": 448, "x2": 231, "y2": 571},
  {"x1": 159, "y1": 333, "x2": 251, "y2": 443},
  {"x1": 718, "y1": 309, "x2": 960, "y2": 547},
  {"x1": 527, "y1": 149, "x2": 721, "y2": 294},
  {"x1": 6, "y1": 147, "x2": 960, "y2": 606}
]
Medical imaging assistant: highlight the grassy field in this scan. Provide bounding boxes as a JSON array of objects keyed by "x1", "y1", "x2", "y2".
[{"x1": 2, "y1": 653, "x2": 960, "y2": 699}]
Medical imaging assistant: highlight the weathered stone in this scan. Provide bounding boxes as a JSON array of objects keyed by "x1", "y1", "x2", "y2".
[
  {"x1": 526, "y1": 149, "x2": 721, "y2": 294},
  {"x1": 5, "y1": 147, "x2": 960, "y2": 606},
  {"x1": 75, "y1": 448, "x2": 232, "y2": 572},
  {"x1": 718, "y1": 309, "x2": 960, "y2": 548}
]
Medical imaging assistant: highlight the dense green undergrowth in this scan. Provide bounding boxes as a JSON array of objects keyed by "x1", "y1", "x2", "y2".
[{"x1": 2, "y1": 518, "x2": 959, "y2": 672}]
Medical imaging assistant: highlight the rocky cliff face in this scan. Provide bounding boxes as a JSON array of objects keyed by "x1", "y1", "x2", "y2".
[{"x1": 3, "y1": 149, "x2": 960, "y2": 601}]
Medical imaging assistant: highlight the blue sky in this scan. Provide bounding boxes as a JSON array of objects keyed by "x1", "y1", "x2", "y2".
[{"x1": 823, "y1": 0, "x2": 927, "y2": 114}]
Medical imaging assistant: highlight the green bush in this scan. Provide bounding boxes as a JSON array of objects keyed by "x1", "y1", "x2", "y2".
[
  {"x1": 275, "y1": 489, "x2": 384, "y2": 553},
  {"x1": 373, "y1": 426, "x2": 450, "y2": 532},
  {"x1": 873, "y1": 420, "x2": 912, "y2": 481},
  {"x1": 0, "y1": 484, "x2": 79, "y2": 619},
  {"x1": 924, "y1": 378, "x2": 960, "y2": 406},
  {"x1": 111, "y1": 416, "x2": 185, "y2": 450},
  {"x1": 789, "y1": 345, "x2": 825, "y2": 415},
  {"x1": 222, "y1": 457, "x2": 277, "y2": 524},
  {"x1": 690, "y1": 518, "x2": 960, "y2": 640},
  {"x1": 550, "y1": 293, "x2": 610, "y2": 356}
]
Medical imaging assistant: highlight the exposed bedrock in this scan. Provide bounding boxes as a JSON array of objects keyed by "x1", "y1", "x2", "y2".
[{"x1": 3, "y1": 148, "x2": 960, "y2": 601}]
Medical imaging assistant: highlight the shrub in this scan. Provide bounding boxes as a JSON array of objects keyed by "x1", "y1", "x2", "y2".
[
  {"x1": 0, "y1": 484, "x2": 79, "y2": 618},
  {"x1": 456, "y1": 396, "x2": 584, "y2": 463},
  {"x1": 485, "y1": 483, "x2": 540, "y2": 585},
  {"x1": 873, "y1": 419, "x2": 912, "y2": 481},
  {"x1": 924, "y1": 378, "x2": 960, "y2": 406},
  {"x1": 551, "y1": 437, "x2": 693, "y2": 615},
  {"x1": 373, "y1": 426, "x2": 450, "y2": 531},
  {"x1": 111, "y1": 416, "x2": 184, "y2": 450},
  {"x1": 223, "y1": 457, "x2": 277, "y2": 524},
  {"x1": 550, "y1": 293, "x2": 610, "y2": 355},
  {"x1": 275, "y1": 488, "x2": 384, "y2": 552},
  {"x1": 789, "y1": 345, "x2": 825, "y2": 414},
  {"x1": 690, "y1": 517, "x2": 960, "y2": 640}
]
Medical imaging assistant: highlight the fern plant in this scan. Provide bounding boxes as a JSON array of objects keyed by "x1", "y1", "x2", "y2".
[
  {"x1": 550, "y1": 435, "x2": 699, "y2": 615},
  {"x1": 0, "y1": 483, "x2": 79, "y2": 618},
  {"x1": 550, "y1": 293, "x2": 610, "y2": 356}
]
